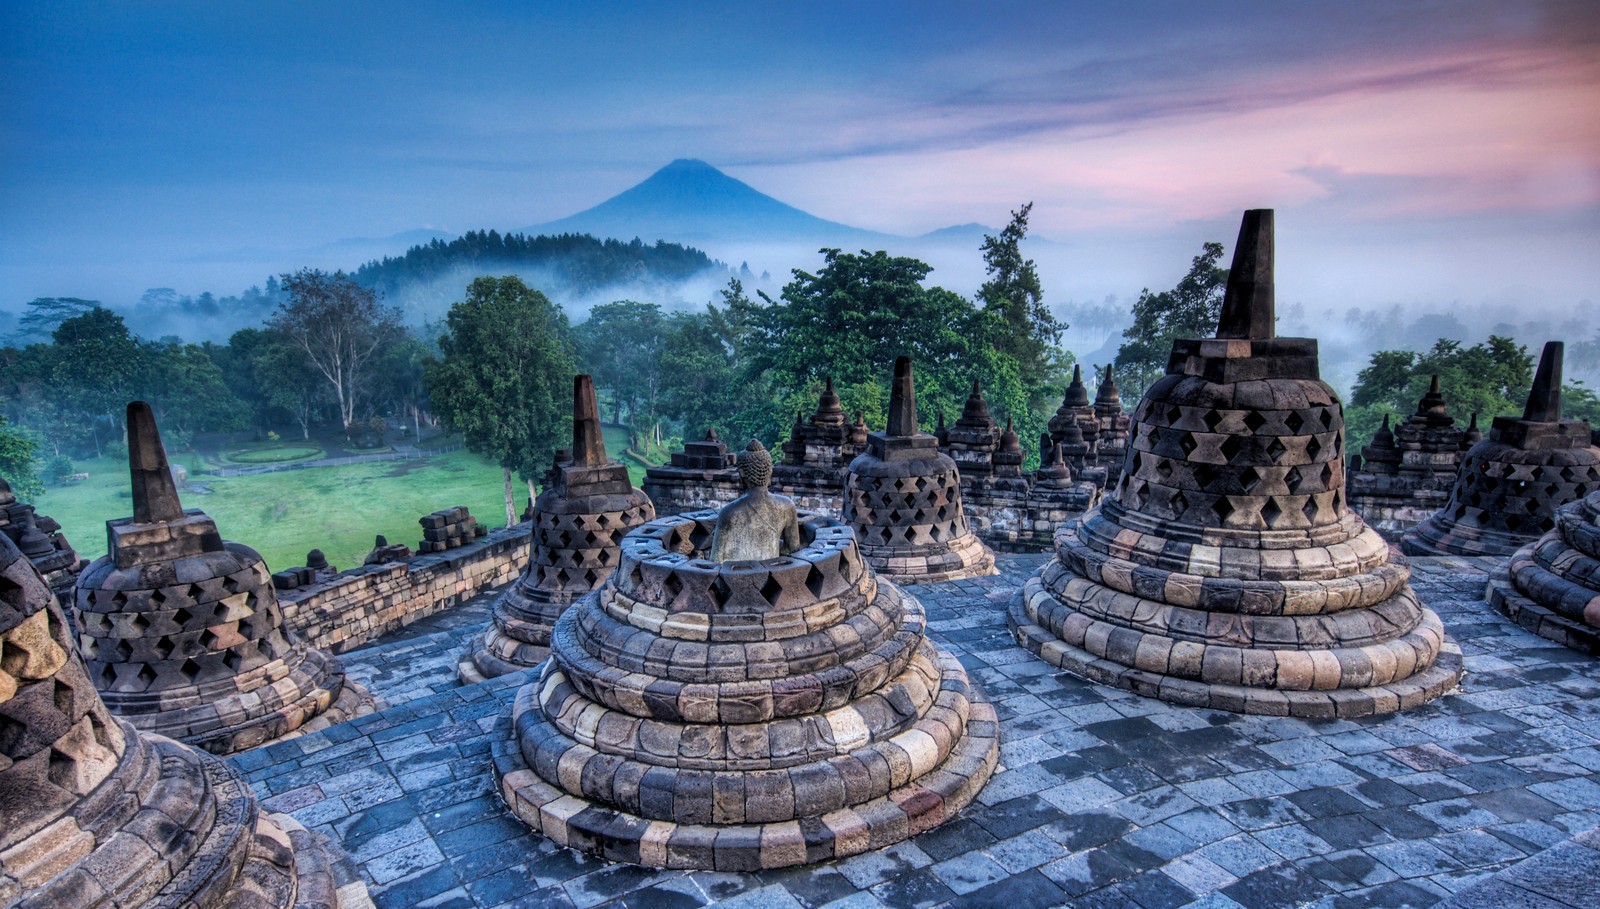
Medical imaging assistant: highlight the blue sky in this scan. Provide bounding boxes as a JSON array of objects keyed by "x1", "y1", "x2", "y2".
[{"x1": 3, "y1": 1, "x2": 1597, "y2": 318}]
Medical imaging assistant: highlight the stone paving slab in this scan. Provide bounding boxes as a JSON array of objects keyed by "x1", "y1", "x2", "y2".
[{"x1": 231, "y1": 553, "x2": 1600, "y2": 909}]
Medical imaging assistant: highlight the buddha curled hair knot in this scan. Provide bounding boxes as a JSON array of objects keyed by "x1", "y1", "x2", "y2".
[{"x1": 738, "y1": 439, "x2": 773, "y2": 489}]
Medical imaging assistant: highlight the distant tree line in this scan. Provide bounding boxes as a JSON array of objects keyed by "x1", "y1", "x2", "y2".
[{"x1": 354, "y1": 231, "x2": 719, "y2": 299}]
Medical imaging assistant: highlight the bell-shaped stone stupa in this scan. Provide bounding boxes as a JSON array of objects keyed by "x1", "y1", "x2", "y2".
[
  {"x1": 491, "y1": 441, "x2": 997, "y2": 870},
  {"x1": 1487, "y1": 489, "x2": 1600, "y2": 654},
  {"x1": 74, "y1": 402, "x2": 372, "y2": 754},
  {"x1": 1402, "y1": 342, "x2": 1600, "y2": 557},
  {"x1": 0, "y1": 527, "x2": 371, "y2": 909},
  {"x1": 1009, "y1": 210, "x2": 1463, "y2": 717},
  {"x1": 463, "y1": 375, "x2": 656, "y2": 681},
  {"x1": 841, "y1": 357, "x2": 996, "y2": 582}
]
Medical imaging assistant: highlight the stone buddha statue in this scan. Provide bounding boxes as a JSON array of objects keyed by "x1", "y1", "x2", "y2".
[{"x1": 710, "y1": 439, "x2": 802, "y2": 562}]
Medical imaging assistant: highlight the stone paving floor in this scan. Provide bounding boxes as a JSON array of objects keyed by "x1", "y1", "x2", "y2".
[{"x1": 231, "y1": 554, "x2": 1600, "y2": 909}]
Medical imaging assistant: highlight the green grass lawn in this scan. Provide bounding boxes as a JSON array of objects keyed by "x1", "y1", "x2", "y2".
[{"x1": 36, "y1": 428, "x2": 659, "y2": 576}]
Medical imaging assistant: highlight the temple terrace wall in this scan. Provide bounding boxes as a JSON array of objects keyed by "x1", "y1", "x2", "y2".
[{"x1": 278, "y1": 521, "x2": 531, "y2": 653}]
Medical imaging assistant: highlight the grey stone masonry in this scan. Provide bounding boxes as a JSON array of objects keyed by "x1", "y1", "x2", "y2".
[
  {"x1": 1405, "y1": 342, "x2": 1600, "y2": 558},
  {"x1": 0, "y1": 530, "x2": 371, "y2": 909},
  {"x1": 462, "y1": 375, "x2": 654, "y2": 682},
  {"x1": 1487, "y1": 489, "x2": 1600, "y2": 655},
  {"x1": 419, "y1": 506, "x2": 487, "y2": 554},
  {"x1": 844, "y1": 358, "x2": 996, "y2": 583},
  {"x1": 492, "y1": 509, "x2": 998, "y2": 870},
  {"x1": 0, "y1": 474, "x2": 86, "y2": 607},
  {"x1": 647, "y1": 380, "x2": 1101, "y2": 556},
  {"x1": 74, "y1": 402, "x2": 374, "y2": 755},
  {"x1": 1347, "y1": 378, "x2": 1476, "y2": 541},
  {"x1": 260, "y1": 552, "x2": 1600, "y2": 909},
  {"x1": 642, "y1": 427, "x2": 744, "y2": 515},
  {"x1": 1010, "y1": 210, "x2": 1463, "y2": 718}
]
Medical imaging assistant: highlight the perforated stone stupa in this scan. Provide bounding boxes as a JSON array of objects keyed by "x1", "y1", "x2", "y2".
[
  {"x1": 1346, "y1": 377, "x2": 1476, "y2": 540},
  {"x1": 462, "y1": 375, "x2": 655, "y2": 681},
  {"x1": 0, "y1": 527, "x2": 371, "y2": 909},
  {"x1": 1094, "y1": 365, "x2": 1133, "y2": 483},
  {"x1": 1403, "y1": 342, "x2": 1600, "y2": 558},
  {"x1": 842, "y1": 357, "x2": 996, "y2": 583},
  {"x1": 73, "y1": 402, "x2": 372, "y2": 754},
  {"x1": 491, "y1": 507, "x2": 998, "y2": 870},
  {"x1": 1009, "y1": 210, "x2": 1463, "y2": 717},
  {"x1": 1487, "y1": 490, "x2": 1600, "y2": 654},
  {"x1": 0, "y1": 475, "x2": 84, "y2": 606}
]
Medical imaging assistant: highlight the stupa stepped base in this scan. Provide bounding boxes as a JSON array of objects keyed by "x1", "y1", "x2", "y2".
[
  {"x1": 858, "y1": 532, "x2": 997, "y2": 585},
  {"x1": 1487, "y1": 543, "x2": 1600, "y2": 655},
  {"x1": 459, "y1": 611, "x2": 553, "y2": 684},
  {"x1": 106, "y1": 645, "x2": 375, "y2": 755},
  {"x1": 1008, "y1": 584, "x2": 1463, "y2": 718},
  {"x1": 491, "y1": 649, "x2": 998, "y2": 871}
]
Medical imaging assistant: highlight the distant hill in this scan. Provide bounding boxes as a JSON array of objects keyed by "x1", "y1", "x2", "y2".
[
  {"x1": 354, "y1": 231, "x2": 721, "y2": 298},
  {"x1": 527, "y1": 159, "x2": 895, "y2": 246}
]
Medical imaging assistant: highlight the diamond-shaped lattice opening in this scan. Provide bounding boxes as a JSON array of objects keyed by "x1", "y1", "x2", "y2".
[
  {"x1": 805, "y1": 564, "x2": 827, "y2": 597},
  {"x1": 1506, "y1": 514, "x2": 1524, "y2": 532},
  {"x1": 180, "y1": 658, "x2": 202, "y2": 682},
  {"x1": 1243, "y1": 411, "x2": 1267, "y2": 433},
  {"x1": 53, "y1": 679, "x2": 76, "y2": 715},
  {"x1": 1238, "y1": 466, "x2": 1261, "y2": 492},
  {"x1": 1540, "y1": 516, "x2": 1557, "y2": 532},
  {"x1": 1285, "y1": 411, "x2": 1305, "y2": 433},
  {"x1": 1178, "y1": 433, "x2": 1198, "y2": 457},
  {"x1": 929, "y1": 523, "x2": 944, "y2": 541},
  {"x1": 662, "y1": 572, "x2": 683, "y2": 600},
  {"x1": 596, "y1": 512, "x2": 613, "y2": 528},
  {"x1": 154, "y1": 637, "x2": 176, "y2": 660},
  {"x1": 1332, "y1": 489, "x2": 1343, "y2": 511},
  {"x1": 114, "y1": 640, "x2": 134, "y2": 661},
  {"x1": 222, "y1": 649, "x2": 241, "y2": 671},
  {"x1": 710, "y1": 576, "x2": 731, "y2": 609},
  {"x1": 199, "y1": 629, "x2": 219, "y2": 650},
  {"x1": 1155, "y1": 459, "x2": 1174, "y2": 482},
  {"x1": 47, "y1": 748, "x2": 81, "y2": 791},
  {"x1": 1203, "y1": 409, "x2": 1224, "y2": 431},
  {"x1": 1320, "y1": 408, "x2": 1335, "y2": 429},
  {"x1": 172, "y1": 607, "x2": 193, "y2": 628},
  {"x1": 1260, "y1": 498, "x2": 1283, "y2": 526},
  {"x1": 136, "y1": 664, "x2": 158, "y2": 687},
  {"x1": 1212, "y1": 496, "x2": 1235, "y2": 523},
  {"x1": 1193, "y1": 464, "x2": 1219, "y2": 489},
  {"x1": 148, "y1": 589, "x2": 167, "y2": 606},
  {"x1": 1266, "y1": 438, "x2": 1287, "y2": 460},
  {"x1": 760, "y1": 574, "x2": 784, "y2": 606},
  {"x1": 1165, "y1": 405, "x2": 1183, "y2": 425},
  {"x1": 1321, "y1": 463, "x2": 1335, "y2": 488},
  {"x1": 1285, "y1": 466, "x2": 1304, "y2": 493},
  {"x1": 1303, "y1": 497, "x2": 1319, "y2": 524},
  {"x1": 1168, "y1": 491, "x2": 1188, "y2": 518},
  {"x1": 1220, "y1": 436, "x2": 1245, "y2": 463},
  {"x1": 1306, "y1": 436, "x2": 1323, "y2": 459},
  {"x1": 1129, "y1": 452, "x2": 1143, "y2": 475},
  {"x1": 130, "y1": 613, "x2": 150, "y2": 635}
]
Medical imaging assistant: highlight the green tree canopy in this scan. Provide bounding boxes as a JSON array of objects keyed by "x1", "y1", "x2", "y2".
[
  {"x1": 1346, "y1": 336, "x2": 1538, "y2": 451},
  {"x1": 425, "y1": 276, "x2": 574, "y2": 525},
  {"x1": 1114, "y1": 241, "x2": 1229, "y2": 400},
  {"x1": 0, "y1": 413, "x2": 42, "y2": 498},
  {"x1": 574, "y1": 300, "x2": 669, "y2": 445},
  {"x1": 739, "y1": 248, "x2": 1036, "y2": 449},
  {"x1": 268, "y1": 269, "x2": 404, "y2": 435},
  {"x1": 977, "y1": 203, "x2": 1065, "y2": 394}
]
